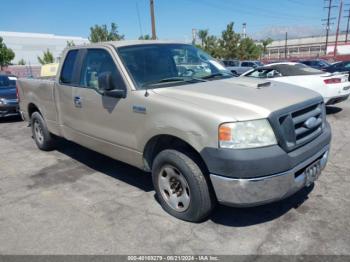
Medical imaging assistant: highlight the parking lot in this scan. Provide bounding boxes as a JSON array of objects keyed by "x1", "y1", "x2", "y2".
[{"x1": 0, "y1": 101, "x2": 349, "y2": 255}]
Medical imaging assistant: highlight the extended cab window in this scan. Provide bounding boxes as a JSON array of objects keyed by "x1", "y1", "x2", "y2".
[
  {"x1": 60, "y1": 50, "x2": 78, "y2": 84},
  {"x1": 79, "y1": 49, "x2": 125, "y2": 91}
]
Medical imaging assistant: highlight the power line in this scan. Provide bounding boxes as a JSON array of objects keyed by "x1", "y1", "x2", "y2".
[
  {"x1": 183, "y1": 0, "x2": 320, "y2": 21},
  {"x1": 136, "y1": 1, "x2": 143, "y2": 37}
]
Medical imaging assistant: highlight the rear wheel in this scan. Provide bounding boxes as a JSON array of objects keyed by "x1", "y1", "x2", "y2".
[
  {"x1": 31, "y1": 112, "x2": 56, "y2": 151},
  {"x1": 152, "y1": 149, "x2": 215, "y2": 222}
]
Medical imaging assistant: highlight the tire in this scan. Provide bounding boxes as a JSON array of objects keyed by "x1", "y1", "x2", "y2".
[
  {"x1": 31, "y1": 112, "x2": 56, "y2": 151},
  {"x1": 152, "y1": 149, "x2": 215, "y2": 222}
]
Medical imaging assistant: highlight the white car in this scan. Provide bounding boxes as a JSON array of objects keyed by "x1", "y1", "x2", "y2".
[{"x1": 241, "y1": 62, "x2": 350, "y2": 105}]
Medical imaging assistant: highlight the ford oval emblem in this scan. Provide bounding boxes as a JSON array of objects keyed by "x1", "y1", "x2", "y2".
[{"x1": 304, "y1": 117, "x2": 318, "y2": 129}]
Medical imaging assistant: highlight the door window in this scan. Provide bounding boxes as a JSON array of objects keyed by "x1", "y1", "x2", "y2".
[{"x1": 79, "y1": 49, "x2": 125, "y2": 91}]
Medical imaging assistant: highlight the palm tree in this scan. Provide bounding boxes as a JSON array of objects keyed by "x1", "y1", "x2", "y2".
[
  {"x1": 261, "y1": 38, "x2": 273, "y2": 55},
  {"x1": 37, "y1": 49, "x2": 54, "y2": 65},
  {"x1": 198, "y1": 29, "x2": 209, "y2": 47}
]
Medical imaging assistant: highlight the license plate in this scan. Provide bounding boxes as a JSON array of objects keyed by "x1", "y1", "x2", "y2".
[{"x1": 305, "y1": 160, "x2": 322, "y2": 187}]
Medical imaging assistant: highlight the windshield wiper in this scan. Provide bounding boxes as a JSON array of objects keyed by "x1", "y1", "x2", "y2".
[
  {"x1": 142, "y1": 77, "x2": 206, "y2": 88},
  {"x1": 201, "y1": 73, "x2": 232, "y2": 80}
]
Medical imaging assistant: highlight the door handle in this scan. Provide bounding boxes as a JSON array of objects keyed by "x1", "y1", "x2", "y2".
[{"x1": 74, "y1": 96, "x2": 82, "y2": 108}]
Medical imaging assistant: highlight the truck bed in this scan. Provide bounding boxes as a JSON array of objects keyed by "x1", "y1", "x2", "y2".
[{"x1": 17, "y1": 78, "x2": 58, "y2": 125}]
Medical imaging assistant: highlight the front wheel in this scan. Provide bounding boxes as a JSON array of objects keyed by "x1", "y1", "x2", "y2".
[{"x1": 152, "y1": 149, "x2": 215, "y2": 222}]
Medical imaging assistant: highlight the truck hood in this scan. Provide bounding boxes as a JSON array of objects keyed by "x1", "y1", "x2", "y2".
[
  {"x1": 0, "y1": 87, "x2": 16, "y2": 100},
  {"x1": 152, "y1": 77, "x2": 321, "y2": 121}
]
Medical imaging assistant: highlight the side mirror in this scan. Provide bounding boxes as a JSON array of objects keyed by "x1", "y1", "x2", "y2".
[
  {"x1": 98, "y1": 72, "x2": 114, "y2": 91},
  {"x1": 98, "y1": 72, "x2": 127, "y2": 99},
  {"x1": 104, "y1": 89, "x2": 127, "y2": 99}
]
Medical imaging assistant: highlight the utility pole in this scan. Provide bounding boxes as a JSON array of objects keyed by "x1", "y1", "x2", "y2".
[
  {"x1": 285, "y1": 32, "x2": 288, "y2": 60},
  {"x1": 334, "y1": 0, "x2": 343, "y2": 57},
  {"x1": 150, "y1": 0, "x2": 157, "y2": 40},
  {"x1": 344, "y1": 6, "x2": 350, "y2": 43},
  {"x1": 322, "y1": 0, "x2": 337, "y2": 54}
]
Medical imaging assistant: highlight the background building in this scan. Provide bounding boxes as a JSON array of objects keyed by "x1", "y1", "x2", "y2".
[
  {"x1": 266, "y1": 34, "x2": 350, "y2": 60},
  {"x1": 0, "y1": 31, "x2": 89, "y2": 65}
]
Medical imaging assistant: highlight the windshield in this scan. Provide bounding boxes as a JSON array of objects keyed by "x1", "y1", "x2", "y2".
[
  {"x1": 117, "y1": 44, "x2": 233, "y2": 89},
  {"x1": 0, "y1": 75, "x2": 16, "y2": 88},
  {"x1": 246, "y1": 63, "x2": 324, "y2": 78},
  {"x1": 318, "y1": 60, "x2": 330, "y2": 67}
]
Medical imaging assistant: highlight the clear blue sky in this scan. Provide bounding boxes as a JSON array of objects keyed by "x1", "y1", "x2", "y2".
[{"x1": 0, "y1": 0, "x2": 339, "y2": 40}]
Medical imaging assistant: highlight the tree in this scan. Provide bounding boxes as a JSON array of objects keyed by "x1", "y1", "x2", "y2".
[
  {"x1": 219, "y1": 22, "x2": 241, "y2": 59},
  {"x1": 18, "y1": 59, "x2": 26, "y2": 65},
  {"x1": 198, "y1": 29, "x2": 209, "y2": 47},
  {"x1": 238, "y1": 38, "x2": 262, "y2": 60},
  {"x1": 66, "y1": 40, "x2": 75, "y2": 47},
  {"x1": 196, "y1": 22, "x2": 263, "y2": 60},
  {"x1": 195, "y1": 30, "x2": 221, "y2": 58},
  {"x1": 138, "y1": 34, "x2": 151, "y2": 40},
  {"x1": 261, "y1": 38, "x2": 273, "y2": 55},
  {"x1": 205, "y1": 35, "x2": 221, "y2": 58},
  {"x1": 89, "y1": 22, "x2": 124, "y2": 43},
  {"x1": 37, "y1": 49, "x2": 54, "y2": 65},
  {"x1": 0, "y1": 37, "x2": 15, "y2": 70}
]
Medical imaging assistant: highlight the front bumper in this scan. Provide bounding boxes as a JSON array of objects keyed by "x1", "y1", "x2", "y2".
[
  {"x1": 202, "y1": 121, "x2": 331, "y2": 207},
  {"x1": 210, "y1": 146, "x2": 329, "y2": 207},
  {"x1": 0, "y1": 104, "x2": 20, "y2": 117}
]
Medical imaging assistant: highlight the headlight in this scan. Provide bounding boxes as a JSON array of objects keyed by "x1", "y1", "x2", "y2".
[
  {"x1": 219, "y1": 119, "x2": 277, "y2": 149},
  {"x1": 0, "y1": 99, "x2": 4, "y2": 105}
]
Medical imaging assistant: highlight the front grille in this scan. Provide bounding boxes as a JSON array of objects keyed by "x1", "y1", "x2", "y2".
[
  {"x1": 292, "y1": 103, "x2": 323, "y2": 145},
  {"x1": 272, "y1": 101, "x2": 325, "y2": 152}
]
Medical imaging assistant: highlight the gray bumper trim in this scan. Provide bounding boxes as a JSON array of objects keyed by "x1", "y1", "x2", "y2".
[{"x1": 210, "y1": 145, "x2": 329, "y2": 207}]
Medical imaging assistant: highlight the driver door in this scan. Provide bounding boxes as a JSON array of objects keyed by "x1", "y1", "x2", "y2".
[{"x1": 71, "y1": 48, "x2": 135, "y2": 158}]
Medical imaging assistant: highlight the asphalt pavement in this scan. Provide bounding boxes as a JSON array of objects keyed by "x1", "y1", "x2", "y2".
[{"x1": 0, "y1": 101, "x2": 349, "y2": 255}]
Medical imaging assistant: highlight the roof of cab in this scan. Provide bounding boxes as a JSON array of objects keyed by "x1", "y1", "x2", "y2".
[{"x1": 71, "y1": 40, "x2": 188, "y2": 49}]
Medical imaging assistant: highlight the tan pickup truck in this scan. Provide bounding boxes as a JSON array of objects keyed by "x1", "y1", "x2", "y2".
[{"x1": 17, "y1": 41, "x2": 331, "y2": 222}]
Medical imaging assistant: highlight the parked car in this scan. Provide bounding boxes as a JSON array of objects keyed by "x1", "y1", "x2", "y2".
[
  {"x1": 0, "y1": 73, "x2": 19, "y2": 118},
  {"x1": 222, "y1": 60, "x2": 264, "y2": 75},
  {"x1": 241, "y1": 62, "x2": 350, "y2": 105},
  {"x1": 323, "y1": 61, "x2": 350, "y2": 73},
  {"x1": 299, "y1": 59, "x2": 331, "y2": 70},
  {"x1": 18, "y1": 41, "x2": 331, "y2": 222}
]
